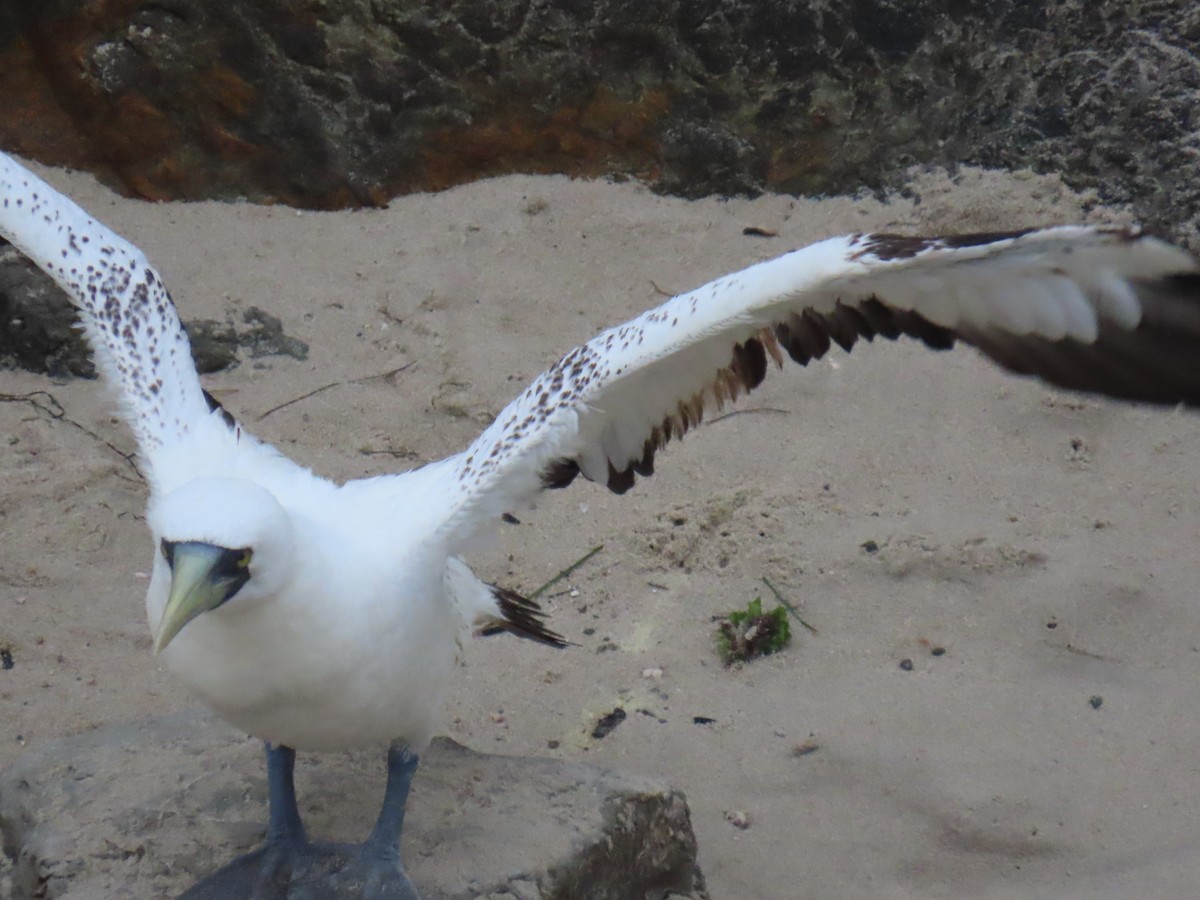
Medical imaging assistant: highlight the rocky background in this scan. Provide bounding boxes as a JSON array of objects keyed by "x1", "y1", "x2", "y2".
[{"x1": 1, "y1": 0, "x2": 1199, "y2": 373}]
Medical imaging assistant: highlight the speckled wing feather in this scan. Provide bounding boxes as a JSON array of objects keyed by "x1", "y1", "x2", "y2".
[
  {"x1": 444, "y1": 225, "x2": 1200, "y2": 536},
  {"x1": 0, "y1": 152, "x2": 214, "y2": 474}
]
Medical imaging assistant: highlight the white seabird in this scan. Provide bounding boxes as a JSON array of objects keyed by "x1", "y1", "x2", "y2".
[{"x1": 1, "y1": 149, "x2": 1198, "y2": 898}]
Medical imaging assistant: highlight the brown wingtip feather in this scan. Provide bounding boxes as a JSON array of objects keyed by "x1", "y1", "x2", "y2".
[
  {"x1": 851, "y1": 228, "x2": 1041, "y2": 261},
  {"x1": 593, "y1": 308, "x2": 948, "y2": 495},
  {"x1": 960, "y1": 271, "x2": 1200, "y2": 407},
  {"x1": 591, "y1": 332, "x2": 780, "y2": 494},
  {"x1": 477, "y1": 584, "x2": 571, "y2": 648},
  {"x1": 538, "y1": 251, "x2": 1200, "y2": 501}
]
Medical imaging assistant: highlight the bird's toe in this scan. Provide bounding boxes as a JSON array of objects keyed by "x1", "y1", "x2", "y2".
[
  {"x1": 286, "y1": 841, "x2": 422, "y2": 900},
  {"x1": 178, "y1": 842, "x2": 295, "y2": 900}
]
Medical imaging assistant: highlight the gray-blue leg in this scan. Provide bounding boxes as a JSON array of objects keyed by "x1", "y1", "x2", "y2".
[
  {"x1": 180, "y1": 741, "x2": 423, "y2": 900},
  {"x1": 367, "y1": 744, "x2": 419, "y2": 852},
  {"x1": 265, "y1": 743, "x2": 306, "y2": 846}
]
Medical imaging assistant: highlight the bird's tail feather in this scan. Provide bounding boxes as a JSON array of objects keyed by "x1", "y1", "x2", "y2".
[{"x1": 475, "y1": 584, "x2": 570, "y2": 648}]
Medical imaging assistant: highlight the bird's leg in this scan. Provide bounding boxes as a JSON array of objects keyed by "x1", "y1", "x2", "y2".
[
  {"x1": 179, "y1": 742, "x2": 308, "y2": 899},
  {"x1": 285, "y1": 739, "x2": 423, "y2": 900},
  {"x1": 366, "y1": 743, "x2": 420, "y2": 854},
  {"x1": 180, "y1": 741, "x2": 424, "y2": 900},
  {"x1": 264, "y1": 742, "x2": 307, "y2": 848}
]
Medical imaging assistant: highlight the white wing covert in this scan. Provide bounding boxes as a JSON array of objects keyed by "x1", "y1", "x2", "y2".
[{"x1": 442, "y1": 225, "x2": 1200, "y2": 539}]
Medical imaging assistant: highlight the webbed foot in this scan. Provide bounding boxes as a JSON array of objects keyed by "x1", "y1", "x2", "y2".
[
  {"x1": 180, "y1": 838, "x2": 422, "y2": 899},
  {"x1": 288, "y1": 840, "x2": 422, "y2": 899}
]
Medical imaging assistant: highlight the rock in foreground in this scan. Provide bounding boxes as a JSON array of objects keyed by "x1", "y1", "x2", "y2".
[{"x1": 0, "y1": 711, "x2": 706, "y2": 900}]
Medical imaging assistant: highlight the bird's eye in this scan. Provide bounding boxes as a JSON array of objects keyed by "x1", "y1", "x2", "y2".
[{"x1": 236, "y1": 550, "x2": 252, "y2": 569}]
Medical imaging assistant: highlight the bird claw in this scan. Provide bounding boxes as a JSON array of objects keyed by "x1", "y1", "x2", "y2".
[{"x1": 179, "y1": 839, "x2": 423, "y2": 900}]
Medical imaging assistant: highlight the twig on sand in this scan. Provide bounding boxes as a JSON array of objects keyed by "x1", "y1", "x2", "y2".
[
  {"x1": 257, "y1": 362, "x2": 415, "y2": 422},
  {"x1": 761, "y1": 576, "x2": 818, "y2": 635},
  {"x1": 1, "y1": 390, "x2": 143, "y2": 482},
  {"x1": 707, "y1": 407, "x2": 791, "y2": 426},
  {"x1": 530, "y1": 544, "x2": 605, "y2": 601}
]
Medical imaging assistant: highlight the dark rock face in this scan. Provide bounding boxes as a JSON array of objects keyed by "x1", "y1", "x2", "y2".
[
  {"x1": 1, "y1": 1, "x2": 1198, "y2": 378},
  {"x1": 0, "y1": 1, "x2": 1197, "y2": 240},
  {"x1": 182, "y1": 307, "x2": 310, "y2": 376},
  {"x1": 0, "y1": 711, "x2": 707, "y2": 899},
  {"x1": 0, "y1": 250, "x2": 308, "y2": 377},
  {"x1": 0, "y1": 245, "x2": 94, "y2": 378}
]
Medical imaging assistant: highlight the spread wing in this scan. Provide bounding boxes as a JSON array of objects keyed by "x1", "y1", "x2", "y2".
[
  {"x1": 442, "y1": 225, "x2": 1200, "y2": 538},
  {"x1": 0, "y1": 152, "x2": 234, "y2": 487}
]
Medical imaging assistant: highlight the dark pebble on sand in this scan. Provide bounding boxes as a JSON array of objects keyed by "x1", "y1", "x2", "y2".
[{"x1": 591, "y1": 707, "x2": 626, "y2": 739}]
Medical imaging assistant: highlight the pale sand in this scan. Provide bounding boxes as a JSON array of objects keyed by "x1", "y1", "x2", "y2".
[{"x1": 2, "y1": 162, "x2": 1199, "y2": 899}]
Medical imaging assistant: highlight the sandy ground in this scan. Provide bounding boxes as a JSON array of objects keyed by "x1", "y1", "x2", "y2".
[{"x1": 2, "y1": 161, "x2": 1200, "y2": 900}]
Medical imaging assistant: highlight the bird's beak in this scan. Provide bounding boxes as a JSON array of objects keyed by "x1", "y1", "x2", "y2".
[{"x1": 154, "y1": 543, "x2": 237, "y2": 655}]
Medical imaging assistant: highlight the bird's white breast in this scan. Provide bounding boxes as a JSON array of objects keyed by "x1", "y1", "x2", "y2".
[{"x1": 147, "y1": 501, "x2": 461, "y2": 753}]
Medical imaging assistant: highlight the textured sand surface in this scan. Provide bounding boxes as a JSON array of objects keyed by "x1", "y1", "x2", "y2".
[{"x1": 2, "y1": 162, "x2": 1199, "y2": 899}]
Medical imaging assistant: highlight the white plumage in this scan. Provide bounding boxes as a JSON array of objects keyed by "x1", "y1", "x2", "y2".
[{"x1": 2, "y1": 150, "x2": 1199, "y2": 895}]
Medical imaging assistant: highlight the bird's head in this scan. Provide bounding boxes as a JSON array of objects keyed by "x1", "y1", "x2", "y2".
[{"x1": 147, "y1": 476, "x2": 295, "y2": 654}]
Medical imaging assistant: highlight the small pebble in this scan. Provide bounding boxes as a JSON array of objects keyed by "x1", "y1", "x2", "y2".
[
  {"x1": 899, "y1": 658, "x2": 914, "y2": 671},
  {"x1": 930, "y1": 647, "x2": 946, "y2": 657},
  {"x1": 591, "y1": 707, "x2": 626, "y2": 739},
  {"x1": 1089, "y1": 695, "x2": 1103, "y2": 710},
  {"x1": 642, "y1": 667, "x2": 664, "y2": 679},
  {"x1": 724, "y1": 810, "x2": 751, "y2": 829}
]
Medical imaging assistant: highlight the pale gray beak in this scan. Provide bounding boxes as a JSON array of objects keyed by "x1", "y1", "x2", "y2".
[{"x1": 154, "y1": 542, "x2": 249, "y2": 654}]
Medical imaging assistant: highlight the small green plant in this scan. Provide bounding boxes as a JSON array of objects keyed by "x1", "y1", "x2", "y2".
[{"x1": 715, "y1": 596, "x2": 791, "y2": 665}]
